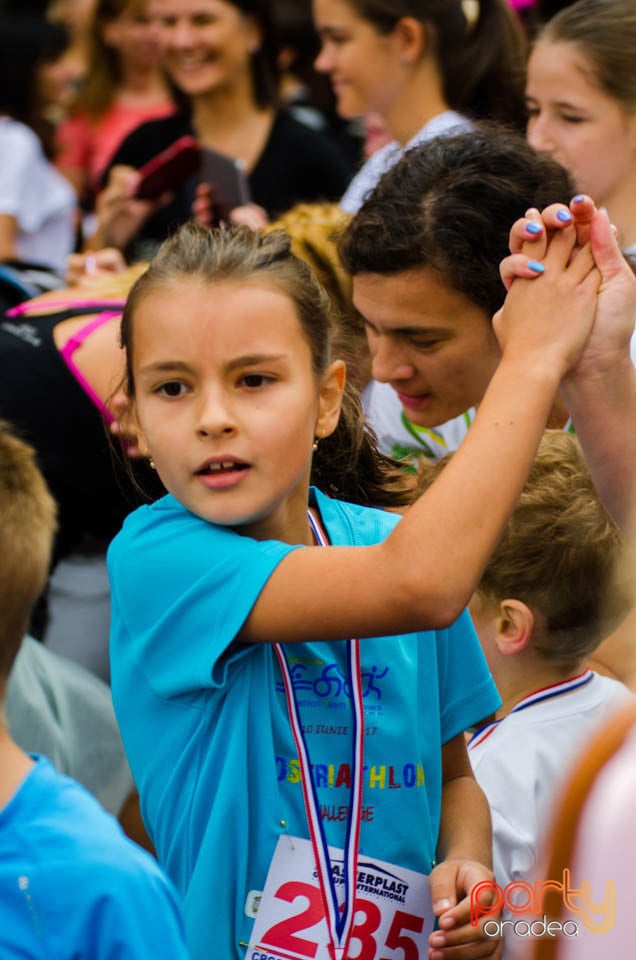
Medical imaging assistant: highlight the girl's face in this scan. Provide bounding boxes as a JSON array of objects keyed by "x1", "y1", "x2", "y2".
[
  {"x1": 313, "y1": 0, "x2": 407, "y2": 121},
  {"x1": 102, "y1": 0, "x2": 165, "y2": 70},
  {"x1": 129, "y1": 278, "x2": 344, "y2": 542},
  {"x1": 152, "y1": 0, "x2": 260, "y2": 99},
  {"x1": 526, "y1": 41, "x2": 636, "y2": 209}
]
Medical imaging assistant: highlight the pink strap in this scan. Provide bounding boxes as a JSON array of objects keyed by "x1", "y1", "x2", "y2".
[
  {"x1": 6, "y1": 298, "x2": 127, "y2": 317},
  {"x1": 59, "y1": 311, "x2": 122, "y2": 423}
]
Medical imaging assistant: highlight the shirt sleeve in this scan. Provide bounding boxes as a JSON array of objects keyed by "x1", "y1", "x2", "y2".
[
  {"x1": 436, "y1": 609, "x2": 502, "y2": 743},
  {"x1": 108, "y1": 499, "x2": 300, "y2": 698},
  {"x1": 0, "y1": 126, "x2": 37, "y2": 216}
]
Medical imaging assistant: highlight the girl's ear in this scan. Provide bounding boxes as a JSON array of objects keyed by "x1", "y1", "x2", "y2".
[
  {"x1": 315, "y1": 360, "x2": 346, "y2": 440},
  {"x1": 110, "y1": 391, "x2": 150, "y2": 459},
  {"x1": 496, "y1": 599, "x2": 535, "y2": 656},
  {"x1": 394, "y1": 16, "x2": 428, "y2": 63}
]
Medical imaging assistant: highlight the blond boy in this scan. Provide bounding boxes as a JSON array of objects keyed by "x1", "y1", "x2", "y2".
[{"x1": 0, "y1": 421, "x2": 189, "y2": 959}]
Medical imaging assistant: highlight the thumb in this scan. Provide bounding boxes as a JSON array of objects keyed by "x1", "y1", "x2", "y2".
[
  {"x1": 429, "y1": 861, "x2": 458, "y2": 916},
  {"x1": 589, "y1": 208, "x2": 625, "y2": 279}
]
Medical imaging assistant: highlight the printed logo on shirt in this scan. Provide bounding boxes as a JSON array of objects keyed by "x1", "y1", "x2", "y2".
[
  {"x1": 275, "y1": 756, "x2": 425, "y2": 792},
  {"x1": 275, "y1": 659, "x2": 389, "y2": 710},
  {"x1": 1, "y1": 321, "x2": 42, "y2": 347}
]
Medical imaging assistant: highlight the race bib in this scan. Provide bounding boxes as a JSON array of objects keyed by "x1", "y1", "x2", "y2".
[{"x1": 246, "y1": 836, "x2": 434, "y2": 960}]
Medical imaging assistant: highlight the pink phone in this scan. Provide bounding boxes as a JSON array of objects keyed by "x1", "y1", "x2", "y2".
[{"x1": 134, "y1": 136, "x2": 202, "y2": 200}]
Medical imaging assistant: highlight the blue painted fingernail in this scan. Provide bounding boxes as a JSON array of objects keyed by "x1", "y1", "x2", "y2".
[
  {"x1": 528, "y1": 260, "x2": 545, "y2": 273},
  {"x1": 557, "y1": 210, "x2": 573, "y2": 222},
  {"x1": 526, "y1": 222, "x2": 542, "y2": 235},
  {"x1": 572, "y1": 194, "x2": 585, "y2": 203}
]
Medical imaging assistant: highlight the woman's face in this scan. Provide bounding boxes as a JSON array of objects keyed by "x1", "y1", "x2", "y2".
[
  {"x1": 312, "y1": 0, "x2": 407, "y2": 121},
  {"x1": 526, "y1": 40, "x2": 636, "y2": 210},
  {"x1": 152, "y1": 0, "x2": 260, "y2": 99}
]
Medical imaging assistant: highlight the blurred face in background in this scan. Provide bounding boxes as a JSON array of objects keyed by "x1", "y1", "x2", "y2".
[
  {"x1": 101, "y1": 0, "x2": 166, "y2": 70},
  {"x1": 312, "y1": 0, "x2": 408, "y2": 121},
  {"x1": 526, "y1": 40, "x2": 636, "y2": 210},
  {"x1": 152, "y1": 0, "x2": 261, "y2": 99}
]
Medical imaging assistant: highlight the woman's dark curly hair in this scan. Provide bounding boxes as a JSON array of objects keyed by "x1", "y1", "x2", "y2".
[{"x1": 339, "y1": 122, "x2": 576, "y2": 320}]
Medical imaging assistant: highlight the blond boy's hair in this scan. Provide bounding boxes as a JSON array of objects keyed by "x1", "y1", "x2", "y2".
[
  {"x1": 418, "y1": 431, "x2": 627, "y2": 669},
  {"x1": 0, "y1": 422, "x2": 57, "y2": 685}
]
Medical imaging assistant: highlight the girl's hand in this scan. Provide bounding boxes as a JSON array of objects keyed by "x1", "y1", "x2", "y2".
[
  {"x1": 88, "y1": 165, "x2": 170, "y2": 252},
  {"x1": 494, "y1": 218, "x2": 600, "y2": 378},
  {"x1": 66, "y1": 247, "x2": 127, "y2": 287},
  {"x1": 500, "y1": 196, "x2": 636, "y2": 381},
  {"x1": 192, "y1": 181, "x2": 214, "y2": 227},
  {"x1": 500, "y1": 195, "x2": 599, "y2": 291},
  {"x1": 229, "y1": 202, "x2": 269, "y2": 231},
  {"x1": 428, "y1": 859, "x2": 502, "y2": 959}
]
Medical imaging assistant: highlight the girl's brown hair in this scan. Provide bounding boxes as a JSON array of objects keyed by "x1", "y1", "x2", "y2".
[
  {"x1": 539, "y1": 0, "x2": 636, "y2": 114},
  {"x1": 121, "y1": 221, "x2": 415, "y2": 508},
  {"x1": 76, "y1": 0, "x2": 153, "y2": 118},
  {"x1": 342, "y1": 0, "x2": 527, "y2": 128}
]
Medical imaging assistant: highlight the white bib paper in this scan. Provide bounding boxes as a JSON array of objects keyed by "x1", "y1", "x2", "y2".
[{"x1": 246, "y1": 836, "x2": 434, "y2": 960}]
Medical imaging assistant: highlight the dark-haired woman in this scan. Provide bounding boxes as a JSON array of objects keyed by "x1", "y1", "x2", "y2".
[{"x1": 90, "y1": 0, "x2": 355, "y2": 260}]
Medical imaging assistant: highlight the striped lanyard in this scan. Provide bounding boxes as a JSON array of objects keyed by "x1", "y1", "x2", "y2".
[
  {"x1": 468, "y1": 670, "x2": 594, "y2": 748},
  {"x1": 273, "y1": 510, "x2": 365, "y2": 960}
]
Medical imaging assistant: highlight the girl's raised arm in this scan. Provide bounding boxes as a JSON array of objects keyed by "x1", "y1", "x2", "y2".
[{"x1": 240, "y1": 225, "x2": 601, "y2": 644}]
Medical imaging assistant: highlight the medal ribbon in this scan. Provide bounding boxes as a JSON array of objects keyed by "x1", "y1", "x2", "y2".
[
  {"x1": 468, "y1": 669, "x2": 593, "y2": 748},
  {"x1": 273, "y1": 510, "x2": 365, "y2": 960}
]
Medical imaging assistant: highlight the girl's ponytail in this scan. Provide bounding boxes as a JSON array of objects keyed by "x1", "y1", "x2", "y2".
[
  {"x1": 445, "y1": 0, "x2": 527, "y2": 128},
  {"x1": 311, "y1": 379, "x2": 416, "y2": 509}
]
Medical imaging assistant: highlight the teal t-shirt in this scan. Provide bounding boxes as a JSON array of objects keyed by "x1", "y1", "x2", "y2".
[{"x1": 108, "y1": 488, "x2": 500, "y2": 960}]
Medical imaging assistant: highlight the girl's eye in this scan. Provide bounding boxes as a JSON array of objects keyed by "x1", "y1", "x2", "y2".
[
  {"x1": 157, "y1": 381, "x2": 187, "y2": 397},
  {"x1": 561, "y1": 114, "x2": 585, "y2": 124},
  {"x1": 241, "y1": 373, "x2": 272, "y2": 388}
]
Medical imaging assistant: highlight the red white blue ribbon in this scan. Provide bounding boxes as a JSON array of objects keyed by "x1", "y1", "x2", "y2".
[
  {"x1": 273, "y1": 509, "x2": 365, "y2": 960},
  {"x1": 468, "y1": 669, "x2": 593, "y2": 748}
]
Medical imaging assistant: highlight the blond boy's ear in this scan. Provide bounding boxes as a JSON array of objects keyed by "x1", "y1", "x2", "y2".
[
  {"x1": 496, "y1": 599, "x2": 535, "y2": 656},
  {"x1": 315, "y1": 359, "x2": 346, "y2": 442}
]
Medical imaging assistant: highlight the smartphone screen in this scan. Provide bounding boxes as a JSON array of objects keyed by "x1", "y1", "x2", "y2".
[{"x1": 198, "y1": 147, "x2": 251, "y2": 223}]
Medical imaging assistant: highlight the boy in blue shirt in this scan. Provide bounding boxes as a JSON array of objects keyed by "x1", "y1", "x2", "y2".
[{"x1": 0, "y1": 420, "x2": 190, "y2": 960}]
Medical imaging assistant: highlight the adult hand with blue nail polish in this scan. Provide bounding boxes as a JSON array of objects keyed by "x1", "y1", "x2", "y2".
[{"x1": 502, "y1": 193, "x2": 636, "y2": 528}]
